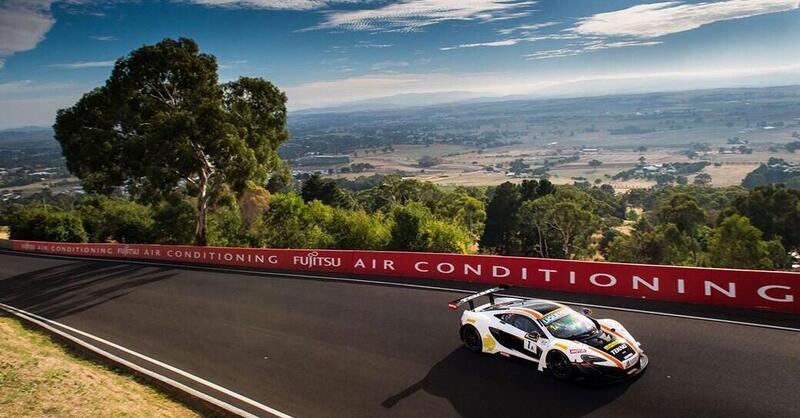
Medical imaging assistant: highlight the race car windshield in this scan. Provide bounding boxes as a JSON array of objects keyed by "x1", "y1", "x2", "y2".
[{"x1": 543, "y1": 311, "x2": 597, "y2": 339}]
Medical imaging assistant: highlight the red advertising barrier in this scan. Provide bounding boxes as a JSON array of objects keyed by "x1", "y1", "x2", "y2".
[{"x1": 8, "y1": 240, "x2": 800, "y2": 313}]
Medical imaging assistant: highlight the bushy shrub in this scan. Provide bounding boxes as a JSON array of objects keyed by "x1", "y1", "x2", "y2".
[
  {"x1": 388, "y1": 203, "x2": 473, "y2": 253},
  {"x1": 327, "y1": 208, "x2": 390, "y2": 250},
  {"x1": 207, "y1": 194, "x2": 247, "y2": 247},
  {"x1": 78, "y1": 195, "x2": 154, "y2": 243},
  {"x1": 9, "y1": 206, "x2": 88, "y2": 243},
  {"x1": 254, "y1": 193, "x2": 334, "y2": 249},
  {"x1": 152, "y1": 193, "x2": 196, "y2": 244}
]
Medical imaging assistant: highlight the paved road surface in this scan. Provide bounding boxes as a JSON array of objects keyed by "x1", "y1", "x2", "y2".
[{"x1": 1, "y1": 251, "x2": 799, "y2": 418}]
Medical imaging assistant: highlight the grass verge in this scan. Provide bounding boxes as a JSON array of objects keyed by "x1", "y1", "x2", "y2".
[{"x1": 0, "y1": 313, "x2": 205, "y2": 418}]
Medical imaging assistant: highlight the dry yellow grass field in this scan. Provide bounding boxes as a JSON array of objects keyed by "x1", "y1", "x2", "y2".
[
  {"x1": 0, "y1": 315, "x2": 200, "y2": 418},
  {"x1": 333, "y1": 144, "x2": 800, "y2": 191}
]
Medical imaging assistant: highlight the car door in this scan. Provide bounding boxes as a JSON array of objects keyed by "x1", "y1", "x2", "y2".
[
  {"x1": 491, "y1": 313, "x2": 546, "y2": 362},
  {"x1": 514, "y1": 314, "x2": 549, "y2": 361}
]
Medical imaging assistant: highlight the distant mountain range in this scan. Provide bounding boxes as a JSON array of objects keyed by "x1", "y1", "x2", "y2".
[
  {"x1": 288, "y1": 84, "x2": 800, "y2": 122},
  {"x1": 292, "y1": 78, "x2": 800, "y2": 116},
  {"x1": 5, "y1": 83, "x2": 800, "y2": 136},
  {"x1": 0, "y1": 128, "x2": 54, "y2": 145},
  {"x1": 291, "y1": 91, "x2": 498, "y2": 114}
]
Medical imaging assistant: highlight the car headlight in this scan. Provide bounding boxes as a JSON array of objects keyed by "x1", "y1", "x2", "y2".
[{"x1": 580, "y1": 354, "x2": 606, "y2": 364}]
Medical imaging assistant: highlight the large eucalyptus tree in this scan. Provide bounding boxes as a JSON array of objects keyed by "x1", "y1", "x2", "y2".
[{"x1": 54, "y1": 38, "x2": 289, "y2": 245}]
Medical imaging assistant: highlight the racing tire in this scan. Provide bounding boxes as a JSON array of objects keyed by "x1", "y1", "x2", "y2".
[
  {"x1": 460, "y1": 325, "x2": 483, "y2": 353},
  {"x1": 546, "y1": 351, "x2": 574, "y2": 380}
]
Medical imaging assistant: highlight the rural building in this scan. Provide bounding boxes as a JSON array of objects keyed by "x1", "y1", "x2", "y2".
[{"x1": 294, "y1": 154, "x2": 351, "y2": 166}]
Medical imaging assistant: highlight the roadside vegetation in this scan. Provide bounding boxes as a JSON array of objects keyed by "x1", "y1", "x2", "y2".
[
  {"x1": 1, "y1": 176, "x2": 798, "y2": 271},
  {"x1": 0, "y1": 37, "x2": 797, "y2": 271},
  {"x1": 0, "y1": 314, "x2": 200, "y2": 418}
]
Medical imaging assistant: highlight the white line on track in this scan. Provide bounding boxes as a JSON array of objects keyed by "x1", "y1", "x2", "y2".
[
  {"x1": 0, "y1": 302, "x2": 294, "y2": 418},
  {"x1": 2, "y1": 249, "x2": 799, "y2": 333}
]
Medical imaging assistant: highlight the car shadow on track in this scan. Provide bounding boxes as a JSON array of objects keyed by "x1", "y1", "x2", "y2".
[
  {"x1": 382, "y1": 347, "x2": 632, "y2": 418},
  {"x1": 0, "y1": 261, "x2": 176, "y2": 319}
]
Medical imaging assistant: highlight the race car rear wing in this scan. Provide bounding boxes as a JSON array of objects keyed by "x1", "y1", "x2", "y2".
[{"x1": 448, "y1": 285, "x2": 508, "y2": 310}]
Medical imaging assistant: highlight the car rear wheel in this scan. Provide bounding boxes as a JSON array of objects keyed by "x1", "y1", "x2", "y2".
[
  {"x1": 461, "y1": 325, "x2": 482, "y2": 352},
  {"x1": 546, "y1": 351, "x2": 573, "y2": 380}
]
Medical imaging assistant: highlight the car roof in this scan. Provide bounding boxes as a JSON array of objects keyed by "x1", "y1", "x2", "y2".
[
  {"x1": 521, "y1": 299, "x2": 565, "y2": 316},
  {"x1": 484, "y1": 298, "x2": 566, "y2": 317}
]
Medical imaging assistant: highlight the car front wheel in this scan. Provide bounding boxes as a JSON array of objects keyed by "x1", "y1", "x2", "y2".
[
  {"x1": 460, "y1": 325, "x2": 482, "y2": 353},
  {"x1": 546, "y1": 351, "x2": 574, "y2": 380}
]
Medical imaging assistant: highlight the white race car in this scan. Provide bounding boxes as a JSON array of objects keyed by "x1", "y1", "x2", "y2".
[{"x1": 449, "y1": 286, "x2": 648, "y2": 382}]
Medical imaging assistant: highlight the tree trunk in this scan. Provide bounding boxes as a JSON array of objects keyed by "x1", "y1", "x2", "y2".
[
  {"x1": 562, "y1": 231, "x2": 572, "y2": 259},
  {"x1": 538, "y1": 226, "x2": 548, "y2": 258},
  {"x1": 195, "y1": 168, "x2": 210, "y2": 246}
]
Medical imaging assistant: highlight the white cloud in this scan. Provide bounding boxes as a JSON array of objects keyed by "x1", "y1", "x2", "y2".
[
  {"x1": 0, "y1": 1, "x2": 55, "y2": 69},
  {"x1": 354, "y1": 41, "x2": 394, "y2": 48},
  {"x1": 441, "y1": 38, "x2": 523, "y2": 50},
  {"x1": 311, "y1": 0, "x2": 536, "y2": 32},
  {"x1": 524, "y1": 48, "x2": 581, "y2": 60},
  {"x1": 497, "y1": 21, "x2": 557, "y2": 35},
  {"x1": 582, "y1": 40, "x2": 664, "y2": 51},
  {"x1": 440, "y1": 33, "x2": 578, "y2": 50},
  {"x1": 371, "y1": 60, "x2": 409, "y2": 70},
  {"x1": 91, "y1": 35, "x2": 118, "y2": 41},
  {"x1": 0, "y1": 80, "x2": 76, "y2": 96},
  {"x1": 574, "y1": 0, "x2": 800, "y2": 39},
  {"x1": 47, "y1": 60, "x2": 116, "y2": 68},
  {"x1": 182, "y1": 0, "x2": 368, "y2": 10},
  {"x1": 218, "y1": 59, "x2": 248, "y2": 69},
  {"x1": 522, "y1": 40, "x2": 663, "y2": 60},
  {"x1": 440, "y1": 1, "x2": 798, "y2": 56}
]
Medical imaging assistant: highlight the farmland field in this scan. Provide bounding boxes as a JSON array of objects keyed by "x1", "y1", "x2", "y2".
[{"x1": 288, "y1": 85, "x2": 800, "y2": 190}]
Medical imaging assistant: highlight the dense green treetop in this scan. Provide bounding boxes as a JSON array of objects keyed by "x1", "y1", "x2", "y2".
[{"x1": 54, "y1": 38, "x2": 289, "y2": 245}]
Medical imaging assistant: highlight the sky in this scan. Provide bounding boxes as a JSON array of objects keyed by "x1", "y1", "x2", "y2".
[{"x1": 0, "y1": 0, "x2": 799, "y2": 128}]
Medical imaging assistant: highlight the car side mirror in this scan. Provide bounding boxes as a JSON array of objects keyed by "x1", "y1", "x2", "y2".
[
  {"x1": 581, "y1": 307, "x2": 593, "y2": 316},
  {"x1": 525, "y1": 331, "x2": 540, "y2": 342}
]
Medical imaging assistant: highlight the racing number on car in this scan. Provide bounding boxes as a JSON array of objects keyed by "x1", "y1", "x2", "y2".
[
  {"x1": 525, "y1": 339, "x2": 536, "y2": 351},
  {"x1": 524, "y1": 338, "x2": 544, "y2": 359}
]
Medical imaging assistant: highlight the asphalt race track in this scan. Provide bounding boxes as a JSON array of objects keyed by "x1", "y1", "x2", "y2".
[{"x1": 1, "y1": 251, "x2": 799, "y2": 418}]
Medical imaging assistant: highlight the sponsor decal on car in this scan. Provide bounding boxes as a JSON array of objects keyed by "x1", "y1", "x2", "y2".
[
  {"x1": 610, "y1": 343, "x2": 629, "y2": 356},
  {"x1": 482, "y1": 334, "x2": 497, "y2": 351},
  {"x1": 569, "y1": 348, "x2": 587, "y2": 354},
  {"x1": 623, "y1": 356, "x2": 638, "y2": 369},
  {"x1": 541, "y1": 309, "x2": 568, "y2": 325}
]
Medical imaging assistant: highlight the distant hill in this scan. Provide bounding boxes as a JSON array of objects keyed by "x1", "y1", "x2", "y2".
[
  {"x1": 291, "y1": 84, "x2": 800, "y2": 118},
  {"x1": 292, "y1": 91, "x2": 497, "y2": 115},
  {"x1": 0, "y1": 128, "x2": 56, "y2": 147}
]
